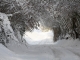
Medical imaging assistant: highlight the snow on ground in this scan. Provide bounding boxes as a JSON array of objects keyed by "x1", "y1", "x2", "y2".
[
  {"x1": 23, "y1": 29, "x2": 53, "y2": 45},
  {"x1": 0, "y1": 13, "x2": 80, "y2": 60},
  {"x1": 0, "y1": 44, "x2": 21, "y2": 60},
  {"x1": 1, "y1": 38, "x2": 80, "y2": 60},
  {"x1": 54, "y1": 38, "x2": 80, "y2": 47}
]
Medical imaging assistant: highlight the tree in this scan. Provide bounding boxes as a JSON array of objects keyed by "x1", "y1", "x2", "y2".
[
  {"x1": 0, "y1": 0, "x2": 80, "y2": 44},
  {"x1": 54, "y1": 0, "x2": 80, "y2": 40},
  {"x1": 0, "y1": 0, "x2": 39, "y2": 45},
  {"x1": 22, "y1": 0, "x2": 80, "y2": 41}
]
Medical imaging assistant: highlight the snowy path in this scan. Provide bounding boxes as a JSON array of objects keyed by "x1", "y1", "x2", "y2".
[
  {"x1": 50, "y1": 47, "x2": 80, "y2": 60},
  {"x1": 1, "y1": 12, "x2": 80, "y2": 60},
  {"x1": 0, "y1": 42, "x2": 80, "y2": 60}
]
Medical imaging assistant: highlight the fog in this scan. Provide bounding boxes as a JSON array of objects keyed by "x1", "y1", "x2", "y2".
[{"x1": 23, "y1": 29, "x2": 53, "y2": 45}]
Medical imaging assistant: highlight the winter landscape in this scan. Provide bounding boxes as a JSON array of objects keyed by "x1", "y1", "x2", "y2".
[{"x1": 0, "y1": 0, "x2": 80, "y2": 60}]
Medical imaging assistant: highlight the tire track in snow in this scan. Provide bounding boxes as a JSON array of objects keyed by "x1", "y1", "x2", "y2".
[
  {"x1": 65, "y1": 48, "x2": 80, "y2": 57},
  {"x1": 49, "y1": 47, "x2": 80, "y2": 60}
]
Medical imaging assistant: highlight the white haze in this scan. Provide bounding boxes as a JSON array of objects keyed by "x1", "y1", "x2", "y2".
[{"x1": 23, "y1": 29, "x2": 53, "y2": 45}]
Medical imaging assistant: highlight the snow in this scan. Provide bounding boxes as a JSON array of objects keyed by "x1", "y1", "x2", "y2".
[
  {"x1": 0, "y1": 13, "x2": 80, "y2": 60},
  {"x1": 0, "y1": 38, "x2": 80, "y2": 60},
  {"x1": 0, "y1": 12, "x2": 19, "y2": 41},
  {"x1": 0, "y1": 12, "x2": 80, "y2": 60},
  {"x1": 23, "y1": 29, "x2": 53, "y2": 45},
  {"x1": 0, "y1": 44, "x2": 21, "y2": 60}
]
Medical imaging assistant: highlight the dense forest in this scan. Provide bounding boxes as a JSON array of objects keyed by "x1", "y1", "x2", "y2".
[{"x1": 0, "y1": 0, "x2": 80, "y2": 45}]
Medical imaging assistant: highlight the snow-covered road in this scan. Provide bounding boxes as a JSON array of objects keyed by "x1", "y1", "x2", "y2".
[{"x1": 0, "y1": 39, "x2": 80, "y2": 60}]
